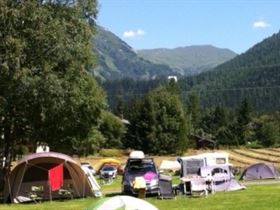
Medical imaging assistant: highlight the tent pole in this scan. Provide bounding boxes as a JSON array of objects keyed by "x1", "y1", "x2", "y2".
[
  {"x1": 48, "y1": 168, "x2": 52, "y2": 202},
  {"x1": 83, "y1": 168, "x2": 86, "y2": 198},
  {"x1": 65, "y1": 161, "x2": 81, "y2": 197},
  {"x1": 80, "y1": 162, "x2": 87, "y2": 199},
  {"x1": 15, "y1": 162, "x2": 28, "y2": 199},
  {"x1": 7, "y1": 176, "x2": 12, "y2": 203},
  {"x1": 49, "y1": 180, "x2": 52, "y2": 202}
]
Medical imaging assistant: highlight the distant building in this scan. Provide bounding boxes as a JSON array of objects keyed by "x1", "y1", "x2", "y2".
[
  {"x1": 192, "y1": 135, "x2": 217, "y2": 149},
  {"x1": 168, "y1": 76, "x2": 178, "y2": 82}
]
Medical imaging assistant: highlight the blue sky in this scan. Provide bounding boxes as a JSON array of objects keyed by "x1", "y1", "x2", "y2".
[{"x1": 97, "y1": 0, "x2": 280, "y2": 54}]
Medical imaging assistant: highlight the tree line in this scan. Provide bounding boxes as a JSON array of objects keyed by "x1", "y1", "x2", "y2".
[
  {"x1": 103, "y1": 77, "x2": 280, "y2": 154},
  {"x1": 112, "y1": 82, "x2": 280, "y2": 153}
]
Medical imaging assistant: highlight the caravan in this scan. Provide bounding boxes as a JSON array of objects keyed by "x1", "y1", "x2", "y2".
[
  {"x1": 178, "y1": 152, "x2": 245, "y2": 194},
  {"x1": 178, "y1": 152, "x2": 229, "y2": 177}
]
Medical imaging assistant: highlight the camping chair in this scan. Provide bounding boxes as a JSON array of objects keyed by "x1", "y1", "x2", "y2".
[
  {"x1": 158, "y1": 174, "x2": 175, "y2": 199},
  {"x1": 28, "y1": 186, "x2": 44, "y2": 203},
  {"x1": 102, "y1": 173, "x2": 114, "y2": 185},
  {"x1": 58, "y1": 189, "x2": 73, "y2": 199},
  {"x1": 58, "y1": 184, "x2": 74, "y2": 199},
  {"x1": 190, "y1": 178, "x2": 208, "y2": 197}
]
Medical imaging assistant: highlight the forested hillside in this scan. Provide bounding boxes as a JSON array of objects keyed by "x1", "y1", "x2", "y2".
[
  {"x1": 102, "y1": 77, "x2": 167, "y2": 110},
  {"x1": 91, "y1": 26, "x2": 178, "y2": 80},
  {"x1": 103, "y1": 31, "x2": 280, "y2": 112},
  {"x1": 178, "y1": 30, "x2": 280, "y2": 111},
  {"x1": 138, "y1": 45, "x2": 237, "y2": 75}
]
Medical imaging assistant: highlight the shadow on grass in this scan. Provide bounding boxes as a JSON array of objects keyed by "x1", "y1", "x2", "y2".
[
  {"x1": 104, "y1": 192, "x2": 159, "y2": 199},
  {"x1": 104, "y1": 192, "x2": 122, "y2": 197}
]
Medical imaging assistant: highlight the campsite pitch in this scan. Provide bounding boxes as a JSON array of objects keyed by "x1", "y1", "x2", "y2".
[{"x1": 1, "y1": 184, "x2": 280, "y2": 210}]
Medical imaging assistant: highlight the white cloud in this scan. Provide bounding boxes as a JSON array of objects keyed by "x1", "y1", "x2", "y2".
[
  {"x1": 123, "y1": 30, "x2": 135, "y2": 38},
  {"x1": 136, "y1": 29, "x2": 145, "y2": 35},
  {"x1": 123, "y1": 29, "x2": 145, "y2": 38},
  {"x1": 253, "y1": 20, "x2": 271, "y2": 29}
]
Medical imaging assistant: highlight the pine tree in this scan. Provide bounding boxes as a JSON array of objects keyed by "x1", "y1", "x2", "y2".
[
  {"x1": 187, "y1": 92, "x2": 201, "y2": 133},
  {"x1": 126, "y1": 85, "x2": 189, "y2": 155},
  {"x1": 236, "y1": 98, "x2": 252, "y2": 145}
]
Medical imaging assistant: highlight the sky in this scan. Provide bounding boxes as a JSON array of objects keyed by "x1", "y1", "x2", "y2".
[{"x1": 97, "y1": 0, "x2": 280, "y2": 54}]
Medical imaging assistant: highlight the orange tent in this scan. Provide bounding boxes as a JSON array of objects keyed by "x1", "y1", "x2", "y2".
[{"x1": 97, "y1": 158, "x2": 122, "y2": 174}]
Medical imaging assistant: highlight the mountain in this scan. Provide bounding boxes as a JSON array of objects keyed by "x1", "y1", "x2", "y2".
[
  {"x1": 181, "y1": 30, "x2": 280, "y2": 111},
  {"x1": 101, "y1": 30, "x2": 280, "y2": 112},
  {"x1": 91, "y1": 26, "x2": 177, "y2": 80},
  {"x1": 138, "y1": 45, "x2": 237, "y2": 75}
]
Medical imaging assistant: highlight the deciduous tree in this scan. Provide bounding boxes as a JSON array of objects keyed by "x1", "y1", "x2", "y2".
[{"x1": 0, "y1": 0, "x2": 104, "y2": 187}]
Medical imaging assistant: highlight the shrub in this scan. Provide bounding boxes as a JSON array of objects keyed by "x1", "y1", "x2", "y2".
[{"x1": 245, "y1": 141, "x2": 263, "y2": 149}]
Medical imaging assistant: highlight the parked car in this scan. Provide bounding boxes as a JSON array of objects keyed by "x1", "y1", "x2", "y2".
[
  {"x1": 122, "y1": 157, "x2": 159, "y2": 195},
  {"x1": 100, "y1": 165, "x2": 118, "y2": 179},
  {"x1": 81, "y1": 162, "x2": 96, "y2": 176}
]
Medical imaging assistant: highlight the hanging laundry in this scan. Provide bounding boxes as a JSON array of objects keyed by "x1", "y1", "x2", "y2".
[{"x1": 48, "y1": 164, "x2": 63, "y2": 191}]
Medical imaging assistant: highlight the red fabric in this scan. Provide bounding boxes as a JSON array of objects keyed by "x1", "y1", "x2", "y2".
[{"x1": 48, "y1": 164, "x2": 63, "y2": 191}]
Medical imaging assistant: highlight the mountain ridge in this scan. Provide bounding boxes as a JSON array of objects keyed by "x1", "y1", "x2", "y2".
[
  {"x1": 91, "y1": 26, "x2": 177, "y2": 81},
  {"x1": 181, "y1": 30, "x2": 280, "y2": 111},
  {"x1": 192, "y1": 30, "x2": 280, "y2": 89},
  {"x1": 138, "y1": 45, "x2": 237, "y2": 75},
  {"x1": 92, "y1": 26, "x2": 237, "y2": 80}
]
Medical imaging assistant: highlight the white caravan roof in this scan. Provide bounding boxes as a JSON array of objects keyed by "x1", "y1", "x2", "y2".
[{"x1": 180, "y1": 152, "x2": 229, "y2": 166}]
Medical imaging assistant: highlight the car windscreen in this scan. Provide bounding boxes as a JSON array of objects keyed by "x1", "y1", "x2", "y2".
[
  {"x1": 127, "y1": 159, "x2": 156, "y2": 174},
  {"x1": 102, "y1": 166, "x2": 115, "y2": 171}
]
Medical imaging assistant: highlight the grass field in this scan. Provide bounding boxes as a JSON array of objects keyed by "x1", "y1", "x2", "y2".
[
  {"x1": 3, "y1": 148, "x2": 280, "y2": 210},
  {"x1": 1, "y1": 183, "x2": 280, "y2": 210}
]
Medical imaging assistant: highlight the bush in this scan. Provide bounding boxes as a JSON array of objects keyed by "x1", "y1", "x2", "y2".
[
  {"x1": 15, "y1": 145, "x2": 29, "y2": 160},
  {"x1": 245, "y1": 141, "x2": 263, "y2": 149}
]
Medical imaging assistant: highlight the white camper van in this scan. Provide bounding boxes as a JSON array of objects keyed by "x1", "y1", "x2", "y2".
[
  {"x1": 178, "y1": 152, "x2": 229, "y2": 177},
  {"x1": 178, "y1": 152, "x2": 245, "y2": 194}
]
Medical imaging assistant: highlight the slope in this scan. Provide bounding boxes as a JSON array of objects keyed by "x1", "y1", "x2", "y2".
[
  {"x1": 91, "y1": 26, "x2": 178, "y2": 80},
  {"x1": 138, "y1": 45, "x2": 237, "y2": 75},
  {"x1": 181, "y1": 30, "x2": 280, "y2": 111}
]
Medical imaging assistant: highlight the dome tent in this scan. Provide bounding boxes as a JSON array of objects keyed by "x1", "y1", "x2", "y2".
[
  {"x1": 86, "y1": 195, "x2": 158, "y2": 210},
  {"x1": 240, "y1": 163, "x2": 280, "y2": 180},
  {"x1": 4, "y1": 152, "x2": 95, "y2": 203}
]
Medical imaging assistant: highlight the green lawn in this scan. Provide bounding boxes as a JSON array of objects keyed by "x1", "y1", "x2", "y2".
[
  {"x1": 149, "y1": 184, "x2": 280, "y2": 210},
  {"x1": 96, "y1": 175, "x2": 122, "y2": 193},
  {"x1": 1, "y1": 183, "x2": 280, "y2": 210}
]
